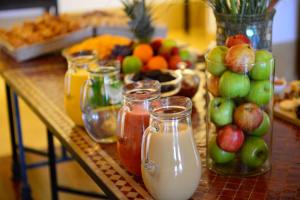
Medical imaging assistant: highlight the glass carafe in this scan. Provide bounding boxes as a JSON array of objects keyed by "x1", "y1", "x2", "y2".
[
  {"x1": 117, "y1": 80, "x2": 160, "y2": 176},
  {"x1": 141, "y1": 96, "x2": 201, "y2": 200},
  {"x1": 81, "y1": 59, "x2": 122, "y2": 143},
  {"x1": 64, "y1": 50, "x2": 97, "y2": 126}
]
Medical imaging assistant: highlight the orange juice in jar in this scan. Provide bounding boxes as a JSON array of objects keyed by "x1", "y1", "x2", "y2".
[{"x1": 64, "y1": 51, "x2": 97, "y2": 126}]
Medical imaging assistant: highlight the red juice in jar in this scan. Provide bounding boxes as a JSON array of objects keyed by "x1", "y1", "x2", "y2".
[
  {"x1": 117, "y1": 105, "x2": 149, "y2": 176},
  {"x1": 117, "y1": 80, "x2": 160, "y2": 176}
]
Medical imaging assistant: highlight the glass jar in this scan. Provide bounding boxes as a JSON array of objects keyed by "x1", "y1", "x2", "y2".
[
  {"x1": 205, "y1": 53, "x2": 274, "y2": 176},
  {"x1": 117, "y1": 80, "x2": 160, "y2": 176},
  {"x1": 141, "y1": 96, "x2": 201, "y2": 200},
  {"x1": 215, "y1": 10, "x2": 275, "y2": 51},
  {"x1": 81, "y1": 59, "x2": 122, "y2": 143},
  {"x1": 64, "y1": 50, "x2": 98, "y2": 126}
]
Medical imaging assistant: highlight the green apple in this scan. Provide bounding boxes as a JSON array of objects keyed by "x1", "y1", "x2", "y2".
[
  {"x1": 209, "y1": 97, "x2": 235, "y2": 126},
  {"x1": 241, "y1": 137, "x2": 268, "y2": 168},
  {"x1": 179, "y1": 49, "x2": 191, "y2": 61},
  {"x1": 209, "y1": 139, "x2": 236, "y2": 164},
  {"x1": 162, "y1": 39, "x2": 177, "y2": 51},
  {"x1": 249, "y1": 50, "x2": 274, "y2": 80},
  {"x1": 122, "y1": 56, "x2": 143, "y2": 74},
  {"x1": 206, "y1": 46, "x2": 228, "y2": 76},
  {"x1": 246, "y1": 80, "x2": 273, "y2": 106},
  {"x1": 249, "y1": 112, "x2": 270, "y2": 136},
  {"x1": 219, "y1": 71, "x2": 250, "y2": 98}
]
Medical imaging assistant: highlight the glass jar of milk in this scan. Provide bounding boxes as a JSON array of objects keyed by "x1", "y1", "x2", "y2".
[{"x1": 141, "y1": 96, "x2": 201, "y2": 200}]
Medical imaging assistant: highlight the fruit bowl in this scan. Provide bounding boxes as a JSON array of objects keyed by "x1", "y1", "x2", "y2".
[{"x1": 124, "y1": 69, "x2": 182, "y2": 97}]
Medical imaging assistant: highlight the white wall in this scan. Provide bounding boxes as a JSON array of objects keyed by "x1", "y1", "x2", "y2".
[
  {"x1": 58, "y1": 0, "x2": 121, "y2": 12},
  {"x1": 273, "y1": 0, "x2": 298, "y2": 44},
  {"x1": 0, "y1": 0, "x2": 298, "y2": 44}
]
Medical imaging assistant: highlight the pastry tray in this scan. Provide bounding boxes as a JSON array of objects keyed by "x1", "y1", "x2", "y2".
[{"x1": 0, "y1": 27, "x2": 93, "y2": 62}]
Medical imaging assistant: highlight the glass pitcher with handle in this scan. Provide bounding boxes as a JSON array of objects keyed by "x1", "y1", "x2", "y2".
[
  {"x1": 81, "y1": 59, "x2": 122, "y2": 143},
  {"x1": 64, "y1": 50, "x2": 98, "y2": 126},
  {"x1": 117, "y1": 80, "x2": 161, "y2": 176},
  {"x1": 141, "y1": 96, "x2": 201, "y2": 200}
]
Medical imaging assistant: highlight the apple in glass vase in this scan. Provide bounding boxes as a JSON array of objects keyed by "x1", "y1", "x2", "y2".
[
  {"x1": 206, "y1": 46, "x2": 228, "y2": 76},
  {"x1": 207, "y1": 75, "x2": 220, "y2": 97},
  {"x1": 217, "y1": 125, "x2": 244, "y2": 152},
  {"x1": 225, "y1": 44, "x2": 255, "y2": 73},
  {"x1": 219, "y1": 71, "x2": 250, "y2": 98},
  {"x1": 209, "y1": 138, "x2": 236, "y2": 164},
  {"x1": 249, "y1": 112, "x2": 271, "y2": 137},
  {"x1": 250, "y1": 50, "x2": 274, "y2": 80},
  {"x1": 234, "y1": 103, "x2": 263, "y2": 133},
  {"x1": 209, "y1": 97, "x2": 235, "y2": 126},
  {"x1": 241, "y1": 137, "x2": 269, "y2": 168},
  {"x1": 225, "y1": 34, "x2": 251, "y2": 48},
  {"x1": 246, "y1": 80, "x2": 273, "y2": 106}
]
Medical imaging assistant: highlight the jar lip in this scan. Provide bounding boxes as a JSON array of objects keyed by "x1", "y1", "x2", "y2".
[
  {"x1": 88, "y1": 60, "x2": 120, "y2": 76},
  {"x1": 150, "y1": 96, "x2": 192, "y2": 120},
  {"x1": 123, "y1": 80, "x2": 161, "y2": 102},
  {"x1": 67, "y1": 50, "x2": 98, "y2": 60}
]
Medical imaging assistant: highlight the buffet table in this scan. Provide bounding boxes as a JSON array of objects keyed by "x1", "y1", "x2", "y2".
[{"x1": 1, "y1": 51, "x2": 300, "y2": 200}]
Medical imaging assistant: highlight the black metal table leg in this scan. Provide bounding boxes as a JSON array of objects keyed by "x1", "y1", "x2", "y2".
[
  {"x1": 11, "y1": 92, "x2": 32, "y2": 200},
  {"x1": 5, "y1": 84, "x2": 21, "y2": 182},
  {"x1": 47, "y1": 130, "x2": 59, "y2": 200}
]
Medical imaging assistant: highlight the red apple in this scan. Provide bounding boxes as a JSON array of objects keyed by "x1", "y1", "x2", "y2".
[
  {"x1": 150, "y1": 39, "x2": 162, "y2": 55},
  {"x1": 225, "y1": 34, "x2": 251, "y2": 48},
  {"x1": 234, "y1": 103, "x2": 263, "y2": 132},
  {"x1": 185, "y1": 60, "x2": 193, "y2": 68},
  {"x1": 168, "y1": 55, "x2": 182, "y2": 69},
  {"x1": 207, "y1": 75, "x2": 220, "y2": 97},
  {"x1": 170, "y1": 47, "x2": 180, "y2": 55},
  {"x1": 217, "y1": 125, "x2": 244, "y2": 152},
  {"x1": 225, "y1": 44, "x2": 255, "y2": 73}
]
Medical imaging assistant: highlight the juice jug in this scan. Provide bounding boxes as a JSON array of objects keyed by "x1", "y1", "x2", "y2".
[
  {"x1": 81, "y1": 59, "x2": 122, "y2": 143},
  {"x1": 141, "y1": 96, "x2": 201, "y2": 200},
  {"x1": 117, "y1": 80, "x2": 160, "y2": 176},
  {"x1": 64, "y1": 50, "x2": 97, "y2": 126}
]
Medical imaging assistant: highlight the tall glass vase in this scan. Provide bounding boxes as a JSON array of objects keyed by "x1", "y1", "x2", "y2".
[{"x1": 215, "y1": 10, "x2": 275, "y2": 51}]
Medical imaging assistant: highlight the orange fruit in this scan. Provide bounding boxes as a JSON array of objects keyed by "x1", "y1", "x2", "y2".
[
  {"x1": 147, "y1": 56, "x2": 168, "y2": 70},
  {"x1": 133, "y1": 44, "x2": 153, "y2": 63}
]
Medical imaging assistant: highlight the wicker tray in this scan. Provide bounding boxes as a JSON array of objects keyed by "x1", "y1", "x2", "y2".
[{"x1": 0, "y1": 27, "x2": 93, "y2": 62}]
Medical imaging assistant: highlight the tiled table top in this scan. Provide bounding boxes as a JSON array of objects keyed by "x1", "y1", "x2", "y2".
[{"x1": 1, "y1": 52, "x2": 300, "y2": 200}]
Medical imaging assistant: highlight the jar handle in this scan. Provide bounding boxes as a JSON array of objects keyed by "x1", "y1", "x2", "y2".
[
  {"x1": 141, "y1": 126, "x2": 158, "y2": 176},
  {"x1": 117, "y1": 105, "x2": 129, "y2": 138},
  {"x1": 80, "y1": 80, "x2": 89, "y2": 112},
  {"x1": 64, "y1": 72, "x2": 72, "y2": 97}
]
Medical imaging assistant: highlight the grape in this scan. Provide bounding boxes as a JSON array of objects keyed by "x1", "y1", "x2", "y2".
[{"x1": 111, "y1": 45, "x2": 132, "y2": 58}]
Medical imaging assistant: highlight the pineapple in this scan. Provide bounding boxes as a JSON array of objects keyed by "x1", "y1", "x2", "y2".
[{"x1": 121, "y1": 0, "x2": 155, "y2": 43}]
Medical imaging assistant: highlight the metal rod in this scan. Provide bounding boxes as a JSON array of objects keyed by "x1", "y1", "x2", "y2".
[
  {"x1": 26, "y1": 155, "x2": 73, "y2": 169},
  {"x1": 47, "y1": 130, "x2": 59, "y2": 200},
  {"x1": 184, "y1": 0, "x2": 190, "y2": 33},
  {"x1": 5, "y1": 84, "x2": 21, "y2": 182},
  {"x1": 61, "y1": 146, "x2": 69, "y2": 160},
  {"x1": 12, "y1": 92, "x2": 32, "y2": 199},
  {"x1": 58, "y1": 186, "x2": 107, "y2": 199},
  {"x1": 23, "y1": 146, "x2": 48, "y2": 157}
]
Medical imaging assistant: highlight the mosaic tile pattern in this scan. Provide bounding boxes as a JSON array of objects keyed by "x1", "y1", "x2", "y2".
[{"x1": 2, "y1": 59, "x2": 300, "y2": 200}]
